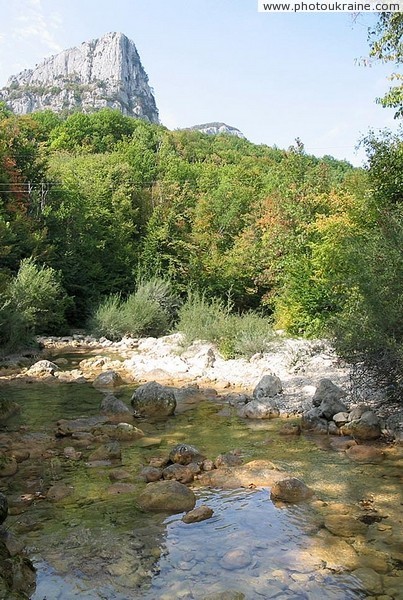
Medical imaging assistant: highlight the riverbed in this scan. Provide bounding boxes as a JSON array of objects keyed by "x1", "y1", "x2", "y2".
[{"x1": 0, "y1": 351, "x2": 402, "y2": 599}]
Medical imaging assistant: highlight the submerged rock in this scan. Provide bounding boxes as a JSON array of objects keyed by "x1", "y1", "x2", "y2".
[
  {"x1": 220, "y1": 548, "x2": 253, "y2": 570},
  {"x1": 131, "y1": 381, "x2": 176, "y2": 418},
  {"x1": 100, "y1": 394, "x2": 131, "y2": 415},
  {"x1": 198, "y1": 459, "x2": 285, "y2": 489},
  {"x1": 138, "y1": 480, "x2": 196, "y2": 513},
  {"x1": 270, "y1": 477, "x2": 314, "y2": 503},
  {"x1": 0, "y1": 399, "x2": 20, "y2": 422},
  {"x1": 0, "y1": 455, "x2": 18, "y2": 477}
]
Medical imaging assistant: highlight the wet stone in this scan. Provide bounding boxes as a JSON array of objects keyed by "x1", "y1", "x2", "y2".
[{"x1": 220, "y1": 548, "x2": 253, "y2": 570}]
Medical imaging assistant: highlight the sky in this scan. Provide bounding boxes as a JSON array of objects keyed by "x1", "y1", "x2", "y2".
[{"x1": 0, "y1": 0, "x2": 401, "y2": 166}]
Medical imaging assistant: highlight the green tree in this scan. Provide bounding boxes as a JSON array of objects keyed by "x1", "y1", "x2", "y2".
[{"x1": 369, "y1": 13, "x2": 403, "y2": 118}]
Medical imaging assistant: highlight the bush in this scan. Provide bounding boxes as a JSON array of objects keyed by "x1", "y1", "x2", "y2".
[
  {"x1": 7, "y1": 258, "x2": 69, "y2": 334},
  {"x1": 0, "y1": 258, "x2": 69, "y2": 352},
  {"x1": 176, "y1": 292, "x2": 274, "y2": 359},
  {"x1": 90, "y1": 278, "x2": 178, "y2": 340}
]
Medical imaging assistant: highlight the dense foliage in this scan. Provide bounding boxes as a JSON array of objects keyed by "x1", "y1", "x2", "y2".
[{"x1": 0, "y1": 103, "x2": 401, "y2": 394}]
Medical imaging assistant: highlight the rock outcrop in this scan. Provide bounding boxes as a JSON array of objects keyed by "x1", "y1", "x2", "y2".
[
  {"x1": 0, "y1": 32, "x2": 159, "y2": 122},
  {"x1": 186, "y1": 122, "x2": 245, "y2": 138}
]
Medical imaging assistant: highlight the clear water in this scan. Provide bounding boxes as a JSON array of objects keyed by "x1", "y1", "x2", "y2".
[{"x1": 0, "y1": 376, "x2": 402, "y2": 599}]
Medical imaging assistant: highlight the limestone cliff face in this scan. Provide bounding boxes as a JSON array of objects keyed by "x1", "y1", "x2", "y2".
[
  {"x1": 0, "y1": 32, "x2": 159, "y2": 122},
  {"x1": 187, "y1": 122, "x2": 246, "y2": 139}
]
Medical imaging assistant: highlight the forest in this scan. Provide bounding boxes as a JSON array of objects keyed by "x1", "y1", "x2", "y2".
[{"x1": 0, "y1": 13, "x2": 401, "y2": 397}]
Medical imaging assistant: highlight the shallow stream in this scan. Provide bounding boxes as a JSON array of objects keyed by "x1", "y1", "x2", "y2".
[{"x1": 0, "y1": 363, "x2": 402, "y2": 599}]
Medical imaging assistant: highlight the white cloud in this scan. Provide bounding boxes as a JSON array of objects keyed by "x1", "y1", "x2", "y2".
[{"x1": 12, "y1": 0, "x2": 63, "y2": 56}]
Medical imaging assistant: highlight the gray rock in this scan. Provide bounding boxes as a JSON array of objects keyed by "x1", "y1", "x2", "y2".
[
  {"x1": 238, "y1": 398, "x2": 280, "y2": 420},
  {"x1": 131, "y1": 381, "x2": 176, "y2": 418},
  {"x1": 162, "y1": 463, "x2": 195, "y2": 484},
  {"x1": 26, "y1": 360, "x2": 59, "y2": 376},
  {"x1": 341, "y1": 411, "x2": 382, "y2": 441},
  {"x1": 270, "y1": 477, "x2": 314, "y2": 503},
  {"x1": 93, "y1": 370, "x2": 124, "y2": 388},
  {"x1": 88, "y1": 441, "x2": 121, "y2": 462},
  {"x1": 253, "y1": 374, "x2": 283, "y2": 399},
  {"x1": 301, "y1": 407, "x2": 329, "y2": 434},
  {"x1": 0, "y1": 493, "x2": 8, "y2": 524},
  {"x1": 318, "y1": 397, "x2": 348, "y2": 420},
  {"x1": 333, "y1": 412, "x2": 350, "y2": 427},
  {"x1": 100, "y1": 394, "x2": 131, "y2": 415},
  {"x1": 169, "y1": 443, "x2": 203, "y2": 465},
  {"x1": 0, "y1": 32, "x2": 159, "y2": 122},
  {"x1": 137, "y1": 480, "x2": 196, "y2": 513},
  {"x1": 139, "y1": 467, "x2": 163, "y2": 482},
  {"x1": 56, "y1": 415, "x2": 109, "y2": 436},
  {"x1": 312, "y1": 378, "x2": 346, "y2": 407}
]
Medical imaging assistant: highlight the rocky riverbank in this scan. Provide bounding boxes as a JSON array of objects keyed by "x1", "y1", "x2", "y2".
[{"x1": 1, "y1": 332, "x2": 401, "y2": 442}]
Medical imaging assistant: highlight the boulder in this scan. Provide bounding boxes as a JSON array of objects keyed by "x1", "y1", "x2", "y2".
[
  {"x1": 162, "y1": 464, "x2": 195, "y2": 484},
  {"x1": 318, "y1": 397, "x2": 348, "y2": 420},
  {"x1": 238, "y1": 398, "x2": 280, "y2": 420},
  {"x1": 100, "y1": 394, "x2": 131, "y2": 415},
  {"x1": 93, "y1": 370, "x2": 124, "y2": 388},
  {"x1": 253, "y1": 374, "x2": 282, "y2": 399},
  {"x1": 312, "y1": 379, "x2": 346, "y2": 407},
  {"x1": 345, "y1": 445, "x2": 384, "y2": 463},
  {"x1": 341, "y1": 411, "x2": 382, "y2": 441},
  {"x1": 139, "y1": 467, "x2": 163, "y2": 482},
  {"x1": 169, "y1": 443, "x2": 203, "y2": 465},
  {"x1": 26, "y1": 360, "x2": 59, "y2": 376},
  {"x1": 131, "y1": 382, "x2": 176, "y2": 418},
  {"x1": 301, "y1": 408, "x2": 328, "y2": 434},
  {"x1": 182, "y1": 505, "x2": 214, "y2": 524},
  {"x1": 0, "y1": 494, "x2": 8, "y2": 524},
  {"x1": 93, "y1": 422, "x2": 144, "y2": 442},
  {"x1": 270, "y1": 477, "x2": 314, "y2": 503},
  {"x1": 137, "y1": 480, "x2": 196, "y2": 513},
  {"x1": 214, "y1": 452, "x2": 243, "y2": 468}
]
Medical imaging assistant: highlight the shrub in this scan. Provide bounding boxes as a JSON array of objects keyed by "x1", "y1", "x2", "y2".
[
  {"x1": 90, "y1": 294, "x2": 126, "y2": 341},
  {"x1": 176, "y1": 292, "x2": 274, "y2": 359},
  {"x1": 176, "y1": 292, "x2": 232, "y2": 346},
  {"x1": 7, "y1": 258, "x2": 69, "y2": 334},
  {"x1": 90, "y1": 278, "x2": 179, "y2": 340}
]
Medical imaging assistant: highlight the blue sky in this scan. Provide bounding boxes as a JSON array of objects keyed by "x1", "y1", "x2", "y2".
[{"x1": 0, "y1": 0, "x2": 400, "y2": 165}]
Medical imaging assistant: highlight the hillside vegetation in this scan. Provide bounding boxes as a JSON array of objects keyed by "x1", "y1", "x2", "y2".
[{"x1": 0, "y1": 105, "x2": 401, "y2": 395}]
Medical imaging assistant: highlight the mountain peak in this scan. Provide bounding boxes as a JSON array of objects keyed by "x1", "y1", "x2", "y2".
[
  {"x1": 0, "y1": 33, "x2": 159, "y2": 122},
  {"x1": 186, "y1": 122, "x2": 246, "y2": 139}
]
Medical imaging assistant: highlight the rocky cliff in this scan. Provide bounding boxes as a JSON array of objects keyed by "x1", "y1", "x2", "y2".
[
  {"x1": 187, "y1": 122, "x2": 246, "y2": 138},
  {"x1": 0, "y1": 32, "x2": 159, "y2": 122}
]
